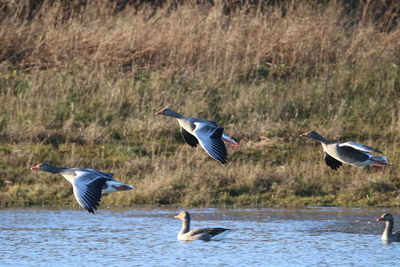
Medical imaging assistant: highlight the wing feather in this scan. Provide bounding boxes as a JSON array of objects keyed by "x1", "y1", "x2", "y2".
[
  {"x1": 190, "y1": 228, "x2": 231, "y2": 241},
  {"x1": 71, "y1": 172, "x2": 110, "y2": 213},
  {"x1": 339, "y1": 142, "x2": 382, "y2": 154},
  {"x1": 192, "y1": 122, "x2": 228, "y2": 164},
  {"x1": 180, "y1": 126, "x2": 199, "y2": 147},
  {"x1": 324, "y1": 153, "x2": 342, "y2": 170}
]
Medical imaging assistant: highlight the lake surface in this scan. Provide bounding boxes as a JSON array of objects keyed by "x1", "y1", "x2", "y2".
[{"x1": 1, "y1": 207, "x2": 400, "y2": 266}]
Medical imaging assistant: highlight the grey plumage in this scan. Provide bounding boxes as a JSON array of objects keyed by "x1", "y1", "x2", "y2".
[
  {"x1": 156, "y1": 108, "x2": 238, "y2": 164},
  {"x1": 31, "y1": 163, "x2": 134, "y2": 214},
  {"x1": 174, "y1": 211, "x2": 232, "y2": 241}
]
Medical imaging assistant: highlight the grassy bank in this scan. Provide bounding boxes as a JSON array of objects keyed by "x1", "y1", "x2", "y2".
[{"x1": 1, "y1": 1, "x2": 400, "y2": 208}]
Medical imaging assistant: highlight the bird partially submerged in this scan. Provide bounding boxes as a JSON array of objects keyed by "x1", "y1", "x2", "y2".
[
  {"x1": 174, "y1": 211, "x2": 232, "y2": 241},
  {"x1": 376, "y1": 213, "x2": 400, "y2": 242}
]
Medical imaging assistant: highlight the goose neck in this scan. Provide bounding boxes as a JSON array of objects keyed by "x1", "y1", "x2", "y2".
[
  {"x1": 180, "y1": 218, "x2": 190, "y2": 234},
  {"x1": 314, "y1": 134, "x2": 331, "y2": 145},
  {"x1": 383, "y1": 220, "x2": 394, "y2": 237},
  {"x1": 46, "y1": 165, "x2": 66, "y2": 174},
  {"x1": 169, "y1": 110, "x2": 184, "y2": 119}
]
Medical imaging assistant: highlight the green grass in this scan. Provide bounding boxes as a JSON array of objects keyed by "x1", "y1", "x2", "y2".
[{"x1": 1, "y1": 1, "x2": 400, "y2": 208}]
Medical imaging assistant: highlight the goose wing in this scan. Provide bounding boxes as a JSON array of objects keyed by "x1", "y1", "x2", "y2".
[
  {"x1": 71, "y1": 171, "x2": 110, "y2": 213},
  {"x1": 76, "y1": 168, "x2": 114, "y2": 178},
  {"x1": 324, "y1": 153, "x2": 342, "y2": 170},
  {"x1": 192, "y1": 122, "x2": 227, "y2": 164},
  {"x1": 207, "y1": 120, "x2": 218, "y2": 127},
  {"x1": 339, "y1": 142, "x2": 382, "y2": 154},
  {"x1": 336, "y1": 145, "x2": 370, "y2": 163},
  {"x1": 180, "y1": 125, "x2": 199, "y2": 147},
  {"x1": 190, "y1": 228, "x2": 230, "y2": 241}
]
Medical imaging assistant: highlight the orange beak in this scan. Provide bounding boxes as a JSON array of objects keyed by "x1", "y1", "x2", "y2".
[
  {"x1": 376, "y1": 217, "x2": 384, "y2": 221},
  {"x1": 30, "y1": 164, "x2": 40, "y2": 170},
  {"x1": 174, "y1": 214, "x2": 180, "y2": 218},
  {"x1": 155, "y1": 110, "x2": 164, "y2": 115}
]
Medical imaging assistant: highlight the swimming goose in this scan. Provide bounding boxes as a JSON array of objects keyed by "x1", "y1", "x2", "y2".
[
  {"x1": 156, "y1": 108, "x2": 238, "y2": 164},
  {"x1": 174, "y1": 211, "x2": 232, "y2": 241},
  {"x1": 300, "y1": 131, "x2": 389, "y2": 170},
  {"x1": 376, "y1": 213, "x2": 400, "y2": 242},
  {"x1": 31, "y1": 163, "x2": 134, "y2": 213}
]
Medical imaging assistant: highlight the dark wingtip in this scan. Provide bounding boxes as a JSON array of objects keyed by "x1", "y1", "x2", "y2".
[
  {"x1": 215, "y1": 154, "x2": 227, "y2": 164},
  {"x1": 87, "y1": 205, "x2": 98, "y2": 214},
  {"x1": 329, "y1": 165, "x2": 341, "y2": 171},
  {"x1": 219, "y1": 158, "x2": 228, "y2": 164}
]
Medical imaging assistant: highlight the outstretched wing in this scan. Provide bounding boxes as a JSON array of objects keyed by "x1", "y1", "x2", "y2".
[
  {"x1": 180, "y1": 126, "x2": 199, "y2": 147},
  {"x1": 192, "y1": 122, "x2": 227, "y2": 164},
  {"x1": 324, "y1": 153, "x2": 342, "y2": 171},
  {"x1": 75, "y1": 168, "x2": 114, "y2": 178},
  {"x1": 71, "y1": 172, "x2": 110, "y2": 213},
  {"x1": 339, "y1": 142, "x2": 382, "y2": 154},
  {"x1": 207, "y1": 120, "x2": 218, "y2": 127}
]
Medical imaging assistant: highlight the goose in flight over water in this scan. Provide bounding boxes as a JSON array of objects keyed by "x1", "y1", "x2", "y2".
[
  {"x1": 31, "y1": 163, "x2": 134, "y2": 213},
  {"x1": 300, "y1": 131, "x2": 388, "y2": 170},
  {"x1": 376, "y1": 213, "x2": 400, "y2": 242},
  {"x1": 156, "y1": 108, "x2": 238, "y2": 164},
  {"x1": 174, "y1": 211, "x2": 232, "y2": 241}
]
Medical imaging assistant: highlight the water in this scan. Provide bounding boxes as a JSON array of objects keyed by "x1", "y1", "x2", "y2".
[{"x1": 1, "y1": 207, "x2": 400, "y2": 266}]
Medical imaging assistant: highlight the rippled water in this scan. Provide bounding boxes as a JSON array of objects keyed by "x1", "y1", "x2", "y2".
[{"x1": 1, "y1": 207, "x2": 400, "y2": 266}]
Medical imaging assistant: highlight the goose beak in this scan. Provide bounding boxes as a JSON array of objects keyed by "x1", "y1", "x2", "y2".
[{"x1": 30, "y1": 165, "x2": 40, "y2": 170}]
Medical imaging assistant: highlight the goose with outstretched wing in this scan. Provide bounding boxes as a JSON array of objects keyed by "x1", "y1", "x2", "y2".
[
  {"x1": 156, "y1": 108, "x2": 238, "y2": 164},
  {"x1": 31, "y1": 163, "x2": 134, "y2": 213},
  {"x1": 300, "y1": 131, "x2": 389, "y2": 170}
]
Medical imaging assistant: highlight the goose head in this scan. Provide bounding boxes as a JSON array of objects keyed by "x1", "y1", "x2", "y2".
[
  {"x1": 376, "y1": 213, "x2": 394, "y2": 222},
  {"x1": 300, "y1": 130, "x2": 320, "y2": 138},
  {"x1": 30, "y1": 163, "x2": 60, "y2": 174},
  {"x1": 155, "y1": 108, "x2": 182, "y2": 118},
  {"x1": 300, "y1": 131, "x2": 327, "y2": 143},
  {"x1": 174, "y1": 211, "x2": 190, "y2": 221}
]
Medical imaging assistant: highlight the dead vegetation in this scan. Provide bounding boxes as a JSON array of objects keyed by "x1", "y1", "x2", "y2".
[{"x1": 1, "y1": 0, "x2": 400, "y2": 208}]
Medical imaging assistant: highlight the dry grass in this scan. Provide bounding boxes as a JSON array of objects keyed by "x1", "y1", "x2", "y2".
[{"x1": 1, "y1": 0, "x2": 400, "y2": 208}]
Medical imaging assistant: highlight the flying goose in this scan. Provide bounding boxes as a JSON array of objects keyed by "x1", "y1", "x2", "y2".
[
  {"x1": 300, "y1": 131, "x2": 389, "y2": 170},
  {"x1": 156, "y1": 108, "x2": 238, "y2": 164},
  {"x1": 31, "y1": 163, "x2": 134, "y2": 213},
  {"x1": 174, "y1": 211, "x2": 232, "y2": 241},
  {"x1": 376, "y1": 213, "x2": 400, "y2": 242}
]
